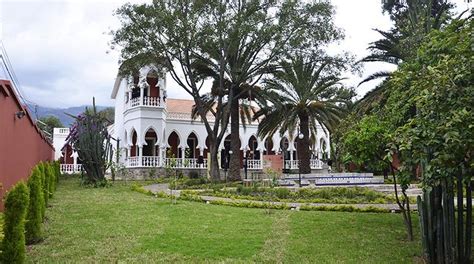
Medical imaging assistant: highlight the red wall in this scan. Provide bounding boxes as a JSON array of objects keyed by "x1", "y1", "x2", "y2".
[{"x1": 0, "y1": 80, "x2": 54, "y2": 211}]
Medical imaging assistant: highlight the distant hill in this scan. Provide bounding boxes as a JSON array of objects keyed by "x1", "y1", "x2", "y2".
[{"x1": 26, "y1": 104, "x2": 112, "y2": 127}]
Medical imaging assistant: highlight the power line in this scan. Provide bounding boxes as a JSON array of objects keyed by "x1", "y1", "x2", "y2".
[{"x1": 0, "y1": 41, "x2": 40, "y2": 119}]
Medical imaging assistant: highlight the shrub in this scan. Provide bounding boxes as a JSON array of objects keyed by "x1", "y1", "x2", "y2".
[
  {"x1": 25, "y1": 167, "x2": 44, "y2": 244},
  {"x1": 274, "y1": 188, "x2": 291, "y2": 199},
  {"x1": 47, "y1": 163, "x2": 56, "y2": 198},
  {"x1": 1, "y1": 182, "x2": 30, "y2": 263},
  {"x1": 38, "y1": 162, "x2": 50, "y2": 207},
  {"x1": 54, "y1": 161, "x2": 61, "y2": 186}
]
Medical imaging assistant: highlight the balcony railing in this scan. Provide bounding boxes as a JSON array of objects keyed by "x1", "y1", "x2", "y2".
[
  {"x1": 246, "y1": 159, "x2": 262, "y2": 170},
  {"x1": 164, "y1": 158, "x2": 208, "y2": 169},
  {"x1": 60, "y1": 164, "x2": 83, "y2": 174},
  {"x1": 125, "y1": 156, "x2": 207, "y2": 169},
  {"x1": 284, "y1": 159, "x2": 323, "y2": 170},
  {"x1": 128, "y1": 96, "x2": 162, "y2": 109}
]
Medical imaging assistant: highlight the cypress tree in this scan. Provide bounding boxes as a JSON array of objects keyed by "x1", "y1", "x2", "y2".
[
  {"x1": 41, "y1": 162, "x2": 50, "y2": 206},
  {"x1": 1, "y1": 182, "x2": 29, "y2": 263},
  {"x1": 25, "y1": 166, "x2": 44, "y2": 244},
  {"x1": 47, "y1": 163, "x2": 55, "y2": 198}
]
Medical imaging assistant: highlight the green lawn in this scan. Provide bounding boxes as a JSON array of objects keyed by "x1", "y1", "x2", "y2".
[{"x1": 27, "y1": 177, "x2": 421, "y2": 263}]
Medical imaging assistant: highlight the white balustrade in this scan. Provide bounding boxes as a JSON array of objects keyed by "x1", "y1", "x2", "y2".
[
  {"x1": 164, "y1": 158, "x2": 207, "y2": 169},
  {"x1": 167, "y1": 112, "x2": 215, "y2": 122},
  {"x1": 141, "y1": 156, "x2": 160, "y2": 167},
  {"x1": 310, "y1": 159, "x2": 323, "y2": 169},
  {"x1": 58, "y1": 128, "x2": 70, "y2": 134},
  {"x1": 60, "y1": 164, "x2": 83, "y2": 174},
  {"x1": 246, "y1": 159, "x2": 262, "y2": 170},
  {"x1": 127, "y1": 156, "x2": 140, "y2": 167},
  {"x1": 124, "y1": 156, "x2": 207, "y2": 169},
  {"x1": 128, "y1": 96, "x2": 161, "y2": 109},
  {"x1": 284, "y1": 159, "x2": 323, "y2": 170},
  {"x1": 143, "y1": 96, "x2": 160, "y2": 106}
]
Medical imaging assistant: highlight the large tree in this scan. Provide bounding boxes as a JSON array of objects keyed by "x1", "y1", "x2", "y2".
[
  {"x1": 355, "y1": 0, "x2": 454, "y2": 114},
  {"x1": 38, "y1": 116, "x2": 63, "y2": 136},
  {"x1": 255, "y1": 54, "x2": 354, "y2": 174},
  {"x1": 112, "y1": 0, "x2": 342, "y2": 180}
]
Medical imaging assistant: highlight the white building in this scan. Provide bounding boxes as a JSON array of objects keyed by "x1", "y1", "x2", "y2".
[{"x1": 55, "y1": 65, "x2": 330, "y2": 176}]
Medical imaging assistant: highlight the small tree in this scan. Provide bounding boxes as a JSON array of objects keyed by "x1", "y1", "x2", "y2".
[
  {"x1": 342, "y1": 115, "x2": 414, "y2": 240},
  {"x1": 1, "y1": 182, "x2": 29, "y2": 263},
  {"x1": 41, "y1": 162, "x2": 50, "y2": 206},
  {"x1": 66, "y1": 98, "x2": 113, "y2": 186},
  {"x1": 25, "y1": 166, "x2": 44, "y2": 244},
  {"x1": 47, "y1": 163, "x2": 56, "y2": 198}
]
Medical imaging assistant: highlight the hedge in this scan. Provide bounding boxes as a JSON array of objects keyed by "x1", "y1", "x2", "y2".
[{"x1": 1, "y1": 182, "x2": 29, "y2": 263}]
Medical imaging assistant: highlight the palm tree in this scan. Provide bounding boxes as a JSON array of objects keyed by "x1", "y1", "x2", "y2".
[
  {"x1": 191, "y1": 60, "x2": 265, "y2": 181},
  {"x1": 356, "y1": 0, "x2": 453, "y2": 114},
  {"x1": 255, "y1": 55, "x2": 353, "y2": 174}
]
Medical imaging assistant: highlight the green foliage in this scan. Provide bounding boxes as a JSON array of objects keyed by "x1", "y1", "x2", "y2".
[
  {"x1": 205, "y1": 186, "x2": 394, "y2": 205},
  {"x1": 1, "y1": 182, "x2": 29, "y2": 264},
  {"x1": 42, "y1": 163, "x2": 50, "y2": 206},
  {"x1": 341, "y1": 115, "x2": 391, "y2": 172},
  {"x1": 25, "y1": 167, "x2": 44, "y2": 244},
  {"x1": 38, "y1": 115, "x2": 64, "y2": 136},
  {"x1": 67, "y1": 98, "x2": 112, "y2": 186},
  {"x1": 47, "y1": 164, "x2": 56, "y2": 198},
  {"x1": 380, "y1": 17, "x2": 473, "y2": 262},
  {"x1": 254, "y1": 54, "x2": 355, "y2": 173},
  {"x1": 112, "y1": 0, "x2": 346, "y2": 180}
]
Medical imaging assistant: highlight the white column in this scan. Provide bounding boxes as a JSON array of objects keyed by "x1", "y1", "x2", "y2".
[
  {"x1": 199, "y1": 147, "x2": 204, "y2": 156},
  {"x1": 181, "y1": 147, "x2": 186, "y2": 162},
  {"x1": 139, "y1": 86, "x2": 144, "y2": 105},
  {"x1": 138, "y1": 145, "x2": 143, "y2": 166}
]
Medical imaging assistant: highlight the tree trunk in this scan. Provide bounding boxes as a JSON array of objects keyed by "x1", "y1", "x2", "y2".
[
  {"x1": 457, "y1": 173, "x2": 464, "y2": 262},
  {"x1": 228, "y1": 97, "x2": 241, "y2": 181},
  {"x1": 208, "y1": 141, "x2": 221, "y2": 181},
  {"x1": 465, "y1": 179, "x2": 472, "y2": 262},
  {"x1": 390, "y1": 165, "x2": 413, "y2": 241},
  {"x1": 297, "y1": 113, "x2": 311, "y2": 174}
]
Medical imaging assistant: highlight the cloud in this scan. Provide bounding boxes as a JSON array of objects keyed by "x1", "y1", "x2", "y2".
[{"x1": 1, "y1": 0, "x2": 471, "y2": 107}]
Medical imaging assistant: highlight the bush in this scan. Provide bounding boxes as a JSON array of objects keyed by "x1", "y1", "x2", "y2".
[
  {"x1": 1, "y1": 182, "x2": 30, "y2": 263},
  {"x1": 54, "y1": 161, "x2": 61, "y2": 186},
  {"x1": 39, "y1": 162, "x2": 50, "y2": 206},
  {"x1": 25, "y1": 167, "x2": 44, "y2": 244},
  {"x1": 274, "y1": 188, "x2": 291, "y2": 199},
  {"x1": 47, "y1": 164, "x2": 56, "y2": 198}
]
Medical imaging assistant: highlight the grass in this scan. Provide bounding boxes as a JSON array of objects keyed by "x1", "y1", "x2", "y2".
[{"x1": 27, "y1": 176, "x2": 421, "y2": 263}]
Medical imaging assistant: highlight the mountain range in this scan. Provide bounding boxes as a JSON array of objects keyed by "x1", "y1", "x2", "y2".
[{"x1": 26, "y1": 104, "x2": 112, "y2": 127}]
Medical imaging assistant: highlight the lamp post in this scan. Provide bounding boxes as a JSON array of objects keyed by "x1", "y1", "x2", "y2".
[{"x1": 298, "y1": 132, "x2": 304, "y2": 187}]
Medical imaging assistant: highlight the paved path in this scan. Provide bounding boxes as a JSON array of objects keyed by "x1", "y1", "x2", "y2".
[{"x1": 143, "y1": 184, "x2": 415, "y2": 212}]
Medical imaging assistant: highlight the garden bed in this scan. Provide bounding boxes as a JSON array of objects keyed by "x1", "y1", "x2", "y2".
[{"x1": 187, "y1": 185, "x2": 398, "y2": 204}]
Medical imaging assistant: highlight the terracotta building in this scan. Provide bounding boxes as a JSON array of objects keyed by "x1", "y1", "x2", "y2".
[{"x1": 0, "y1": 79, "x2": 54, "y2": 210}]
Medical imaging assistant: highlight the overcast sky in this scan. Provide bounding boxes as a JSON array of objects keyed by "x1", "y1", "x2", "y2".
[{"x1": 0, "y1": 0, "x2": 471, "y2": 108}]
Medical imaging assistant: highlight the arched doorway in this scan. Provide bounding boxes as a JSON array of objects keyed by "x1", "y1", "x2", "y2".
[
  {"x1": 264, "y1": 137, "x2": 274, "y2": 155},
  {"x1": 221, "y1": 134, "x2": 242, "y2": 169},
  {"x1": 143, "y1": 128, "x2": 158, "y2": 156},
  {"x1": 146, "y1": 70, "x2": 159, "y2": 98},
  {"x1": 130, "y1": 129, "x2": 138, "y2": 157},
  {"x1": 167, "y1": 131, "x2": 181, "y2": 158},
  {"x1": 280, "y1": 137, "x2": 290, "y2": 161},
  {"x1": 186, "y1": 132, "x2": 199, "y2": 158},
  {"x1": 247, "y1": 135, "x2": 260, "y2": 160}
]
